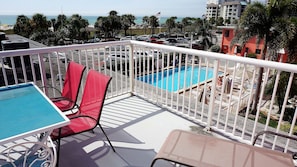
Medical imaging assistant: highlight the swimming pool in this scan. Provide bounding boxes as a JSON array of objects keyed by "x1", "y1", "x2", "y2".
[{"x1": 138, "y1": 66, "x2": 219, "y2": 92}]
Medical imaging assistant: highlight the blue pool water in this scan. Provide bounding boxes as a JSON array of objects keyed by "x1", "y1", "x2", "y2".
[{"x1": 138, "y1": 66, "x2": 219, "y2": 92}]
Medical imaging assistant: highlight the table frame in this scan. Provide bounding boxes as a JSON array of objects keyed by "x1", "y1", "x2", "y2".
[{"x1": 0, "y1": 82, "x2": 69, "y2": 166}]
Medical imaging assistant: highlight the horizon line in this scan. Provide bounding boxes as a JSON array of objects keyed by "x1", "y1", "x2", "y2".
[{"x1": 0, "y1": 13, "x2": 200, "y2": 18}]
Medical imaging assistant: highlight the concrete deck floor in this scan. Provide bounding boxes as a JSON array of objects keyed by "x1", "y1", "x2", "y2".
[{"x1": 57, "y1": 95, "x2": 210, "y2": 167}]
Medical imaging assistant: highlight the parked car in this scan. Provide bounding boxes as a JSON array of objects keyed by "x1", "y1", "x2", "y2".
[
  {"x1": 120, "y1": 36, "x2": 136, "y2": 41},
  {"x1": 165, "y1": 38, "x2": 190, "y2": 48},
  {"x1": 166, "y1": 38, "x2": 178, "y2": 45},
  {"x1": 104, "y1": 53, "x2": 129, "y2": 70},
  {"x1": 104, "y1": 50, "x2": 158, "y2": 71},
  {"x1": 44, "y1": 52, "x2": 69, "y2": 63},
  {"x1": 136, "y1": 35, "x2": 150, "y2": 42},
  {"x1": 153, "y1": 39, "x2": 169, "y2": 45},
  {"x1": 150, "y1": 35, "x2": 160, "y2": 43}
]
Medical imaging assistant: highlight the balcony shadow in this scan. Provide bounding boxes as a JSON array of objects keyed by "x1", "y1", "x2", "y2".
[
  {"x1": 58, "y1": 128, "x2": 173, "y2": 167},
  {"x1": 56, "y1": 95, "x2": 195, "y2": 167}
]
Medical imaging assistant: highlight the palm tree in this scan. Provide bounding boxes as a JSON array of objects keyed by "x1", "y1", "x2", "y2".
[
  {"x1": 180, "y1": 17, "x2": 193, "y2": 33},
  {"x1": 121, "y1": 14, "x2": 136, "y2": 36},
  {"x1": 109, "y1": 10, "x2": 118, "y2": 17},
  {"x1": 31, "y1": 13, "x2": 48, "y2": 32},
  {"x1": 14, "y1": 15, "x2": 32, "y2": 38},
  {"x1": 287, "y1": 19, "x2": 297, "y2": 63},
  {"x1": 107, "y1": 10, "x2": 122, "y2": 37},
  {"x1": 165, "y1": 17, "x2": 177, "y2": 35},
  {"x1": 149, "y1": 15, "x2": 159, "y2": 35},
  {"x1": 94, "y1": 16, "x2": 105, "y2": 37},
  {"x1": 142, "y1": 16, "x2": 149, "y2": 34},
  {"x1": 55, "y1": 14, "x2": 68, "y2": 30},
  {"x1": 94, "y1": 11, "x2": 121, "y2": 38},
  {"x1": 232, "y1": 1, "x2": 297, "y2": 113},
  {"x1": 68, "y1": 14, "x2": 89, "y2": 40},
  {"x1": 216, "y1": 17, "x2": 224, "y2": 26},
  {"x1": 197, "y1": 18, "x2": 215, "y2": 50}
]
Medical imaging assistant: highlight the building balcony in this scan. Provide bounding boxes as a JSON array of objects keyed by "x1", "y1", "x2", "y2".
[{"x1": 0, "y1": 40, "x2": 297, "y2": 166}]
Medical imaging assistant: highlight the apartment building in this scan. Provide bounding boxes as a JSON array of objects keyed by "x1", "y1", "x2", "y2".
[{"x1": 206, "y1": 0, "x2": 249, "y2": 24}]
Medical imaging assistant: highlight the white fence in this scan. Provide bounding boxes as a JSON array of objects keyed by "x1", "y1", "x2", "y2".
[{"x1": 1, "y1": 40, "x2": 297, "y2": 153}]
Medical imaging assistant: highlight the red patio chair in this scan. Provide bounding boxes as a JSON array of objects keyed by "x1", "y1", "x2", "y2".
[
  {"x1": 51, "y1": 70, "x2": 114, "y2": 164},
  {"x1": 48, "y1": 61, "x2": 86, "y2": 112}
]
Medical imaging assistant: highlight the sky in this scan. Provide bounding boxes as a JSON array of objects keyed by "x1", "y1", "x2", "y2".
[
  {"x1": 0, "y1": 0, "x2": 207, "y2": 17},
  {"x1": 0, "y1": 0, "x2": 266, "y2": 18}
]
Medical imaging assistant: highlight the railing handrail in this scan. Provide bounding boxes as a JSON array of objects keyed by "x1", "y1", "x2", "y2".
[
  {"x1": 0, "y1": 40, "x2": 131, "y2": 57},
  {"x1": 130, "y1": 40, "x2": 297, "y2": 73},
  {"x1": 1, "y1": 40, "x2": 296, "y2": 73},
  {"x1": 0, "y1": 40, "x2": 297, "y2": 73}
]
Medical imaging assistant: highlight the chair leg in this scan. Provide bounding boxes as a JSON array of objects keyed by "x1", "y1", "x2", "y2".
[
  {"x1": 150, "y1": 158, "x2": 158, "y2": 167},
  {"x1": 99, "y1": 124, "x2": 116, "y2": 152},
  {"x1": 55, "y1": 129, "x2": 62, "y2": 167},
  {"x1": 55, "y1": 139, "x2": 61, "y2": 167}
]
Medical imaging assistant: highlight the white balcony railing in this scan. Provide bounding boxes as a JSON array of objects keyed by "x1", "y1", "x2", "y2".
[{"x1": 1, "y1": 40, "x2": 297, "y2": 154}]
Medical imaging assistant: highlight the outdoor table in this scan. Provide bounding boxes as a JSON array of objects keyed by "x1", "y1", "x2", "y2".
[
  {"x1": 151, "y1": 129, "x2": 295, "y2": 167},
  {"x1": 0, "y1": 82, "x2": 69, "y2": 165}
]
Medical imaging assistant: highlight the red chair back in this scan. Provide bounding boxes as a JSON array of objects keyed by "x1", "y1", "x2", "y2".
[
  {"x1": 61, "y1": 61, "x2": 86, "y2": 104},
  {"x1": 79, "y1": 70, "x2": 111, "y2": 123}
]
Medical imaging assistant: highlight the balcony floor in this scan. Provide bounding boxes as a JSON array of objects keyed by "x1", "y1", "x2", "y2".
[{"x1": 58, "y1": 95, "x2": 208, "y2": 167}]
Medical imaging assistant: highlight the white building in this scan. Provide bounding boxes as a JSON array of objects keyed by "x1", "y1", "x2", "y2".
[
  {"x1": 206, "y1": 2, "x2": 221, "y2": 20},
  {"x1": 206, "y1": 0, "x2": 248, "y2": 24},
  {"x1": 221, "y1": 0, "x2": 248, "y2": 23},
  {"x1": 206, "y1": 0, "x2": 221, "y2": 20}
]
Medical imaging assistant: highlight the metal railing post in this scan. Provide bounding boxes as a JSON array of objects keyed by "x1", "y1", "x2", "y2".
[
  {"x1": 38, "y1": 53, "x2": 48, "y2": 93},
  {"x1": 129, "y1": 42, "x2": 135, "y2": 94},
  {"x1": 205, "y1": 59, "x2": 219, "y2": 131}
]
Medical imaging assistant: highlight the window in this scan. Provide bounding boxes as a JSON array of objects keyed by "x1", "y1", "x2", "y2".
[
  {"x1": 255, "y1": 49, "x2": 261, "y2": 54},
  {"x1": 236, "y1": 46, "x2": 242, "y2": 53},
  {"x1": 224, "y1": 30, "x2": 230, "y2": 37}
]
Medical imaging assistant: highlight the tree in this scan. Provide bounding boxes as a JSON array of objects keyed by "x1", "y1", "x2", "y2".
[
  {"x1": 121, "y1": 14, "x2": 136, "y2": 36},
  {"x1": 54, "y1": 14, "x2": 68, "y2": 31},
  {"x1": 68, "y1": 14, "x2": 89, "y2": 40},
  {"x1": 197, "y1": 17, "x2": 216, "y2": 50},
  {"x1": 209, "y1": 17, "x2": 216, "y2": 25},
  {"x1": 29, "y1": 14, "x2": 51, "y2": 44},
  {"x1": 149, "y1": 15, "x2": 159, "y2": 35},
  {"x1": 165, "y1": 17, "x2": 177, "y2": 35},
  {"x1": 13, "y1": 15, "x2": 32, "y2": 38},
  {"x1": 232, "y1": 1, "x2": 297, "y2": 113},
  {"x1": 142, "y1": 16, "x2": 149, "y2": 34},
  {"x1": 107, "y1": 10, "x2": 122, "y2": 37},
  {"x1": 216, "y1": 17, "x2": 224, "y2": 26},
  {"x1": 265, "y1": 71, "x2": 297, "y2": 115},
  {"x1": 50, "y1": 14, "x2": 70, "y2": 45},
  {"x1": 94, "y1": 16, "x2": 105, "y2": 37},
  {"x1": 31, "y1": 13, "x2": 49, "y2": 32},
  {"x1": 94, "y1": 11, "x2": 121, "y2": 38},
  {"x1": 225, "y1": 18, "x2": 231, "y2": 25},
  {"x1": 180, "y1": 17, "x2": 193, "y2": 33}
]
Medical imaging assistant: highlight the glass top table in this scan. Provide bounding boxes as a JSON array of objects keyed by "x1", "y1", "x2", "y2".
[{"x1": 0, "y1": 82, "x2": 69, "y2": 145}]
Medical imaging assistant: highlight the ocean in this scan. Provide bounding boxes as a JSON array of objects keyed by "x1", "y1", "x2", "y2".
[{"x1": 0, "y1": 15, "x2": 182, "y2": 26}]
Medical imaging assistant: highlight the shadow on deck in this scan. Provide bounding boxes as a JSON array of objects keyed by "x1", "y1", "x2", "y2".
[{"x1": 57, "y1": 95, "x2": 207, "y2": 167}]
